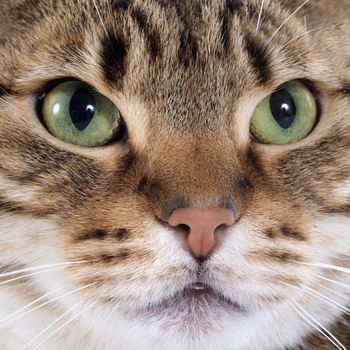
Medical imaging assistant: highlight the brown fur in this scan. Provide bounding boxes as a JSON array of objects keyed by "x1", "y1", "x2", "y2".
[{"x1": 0, "y1": 0, "x2": 349, "y2": 349}]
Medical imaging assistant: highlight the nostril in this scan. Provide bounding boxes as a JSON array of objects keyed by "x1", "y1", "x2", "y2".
[
  {"x1": 215, "y1": 223, "x2": 230, "y2": 233},
  {"x1": 178, "y1": 224, "x2": 190, "y2": 234}
]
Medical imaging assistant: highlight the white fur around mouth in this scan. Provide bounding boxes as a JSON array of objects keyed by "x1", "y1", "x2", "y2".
[
  {"x1": 121, "y1": 281, "x2": 247, "y2": 338},
  {"x1": 132, "y1": 282, "x2": 245, "y2": 319}
]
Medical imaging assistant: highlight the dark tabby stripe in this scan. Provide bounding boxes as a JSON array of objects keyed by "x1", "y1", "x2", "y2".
[
  {"x1": 0, "y1": 196, "x2": 52, "y2": 217},
  {"x1": 77, "y1": 228, "x2": 130, "y2": 242},
  {"x1": 81, "y1": 229, "x2": 109, "y2": 240},
  {"x1": 0, "y1": 84, "x2": 12, "y2": 96},
  {"x1": 178, "y1": 32, "x2": 198, "y2": 67},
  {"x1": 130, "y1": 6, "x2": 162, "y2": 59},
  {"x1": 246, "y1": 146, "x2": 264, "y2": 175},
  {"x1": 277, "y1": 133, "x2": 349, "y2": 204},
  {"x1": 136, "y1": 175, "x2": 162, "y2": 203},
  {"x1": 152, "y1": 0, "x2": 200, "y2": 66},
  {"x1": 0, "y1": 197, "x2": 26, "y2": 214},
  {"x1": 264, "y1": 250, "x2": 303, "y2": 263},
  {"x1": 266, "y1": 227, "x2": 306, "y2": 241},
  {"x1": 322, "y1": 204, "x2": 350, "y2": 214},
  {"x1": 6, "y1": 134, "x2": 100, "y2": 179},
  {"x1": 338, "y1": 83, "x2": 350, "y2": 96},
  {"x1": 280, "y1": 227, "x2": 305, "y2": 241},
  {"x1": 100, "y1": 32, "x2": 128, "y2": 87},
  {"x1": 279, "y1": 133, "x2": 347, "y2": 174},
  {"x1": 220, "y1": 0, "x2": 243, "y2": 51},
  {"x1": 112, "y1": 0, "x2": 132, "y2": 11},
  {"x1": 244, "y1": 35, "x2": 272, "y2": 84},
  {"x1": 237, "y1": 177, "x2": 254, "y2": 199},
  {"x1": 154, "y1": 0, "x2": 202, "y2": 27},
  {"x1": 112, "y1": 228, "x2": 129, "y2": 240},
  {"x1": 100, "y1": 250, "x2": 130, "y2": 263},
  {"x1": 115, "y1": 152, "x2": 137, "y2": 178}
]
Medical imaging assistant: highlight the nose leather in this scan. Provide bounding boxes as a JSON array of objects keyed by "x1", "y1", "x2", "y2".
[{"x1": 168, "y1": 207, "x2": 235, "y2": 258}]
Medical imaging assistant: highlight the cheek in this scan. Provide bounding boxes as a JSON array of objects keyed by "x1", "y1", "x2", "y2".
[
  {"x1": 274, "y1": 134, "x2": 350, "y2": 207},
  {"x1": 211, "y1": 212, "x2": 311, "y2": 269},
  {"x1": 0, "y1": 214, "x2": 64, "y2": 276},
  {"x1": 60, "y1": 205, "x2": 195, "y2": 295},
  {"x1": 205, "y1": 197, "x2": 315, "y2": 288}
]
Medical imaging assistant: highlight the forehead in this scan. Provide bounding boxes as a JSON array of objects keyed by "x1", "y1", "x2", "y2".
[{"x1": 0, "y1": 0, "x2": 311, "y2": 131}]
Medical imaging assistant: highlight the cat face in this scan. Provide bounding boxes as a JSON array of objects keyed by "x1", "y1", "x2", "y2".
[{"x1": 0, "y1": 0, "x2": 349, "y2": 349}]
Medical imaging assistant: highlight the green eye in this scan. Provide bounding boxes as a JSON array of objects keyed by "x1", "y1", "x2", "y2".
[
  {"x1": 42, "y1": 81, "x2": 123, "y2": 147},
  {"x1": 250, "y1": 81, "x2": 317, "y2": 145}
]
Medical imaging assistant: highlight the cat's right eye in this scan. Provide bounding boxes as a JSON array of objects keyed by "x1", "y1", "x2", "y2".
[{"x1": 41, "y1": 81, "x2": 123, "y2": 147}]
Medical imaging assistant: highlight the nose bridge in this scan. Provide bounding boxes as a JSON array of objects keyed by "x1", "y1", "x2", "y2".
[
  {"x1": 163, "y1": 196, "x2": 235, "y2": 221},
  {"x1": 145, "y1": 136, "x2": 238, "y2": 198},
  {"x1": 136, "y1": 135, "x2": 244, "y2": 224}
]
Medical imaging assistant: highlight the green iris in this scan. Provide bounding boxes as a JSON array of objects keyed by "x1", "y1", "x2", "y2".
[
  {"x1": 250, "y1": 81, "x2": 317, "y2": 145},
  {"x1": 42, "y1": 81, "x2": 122, "y2": 147}
]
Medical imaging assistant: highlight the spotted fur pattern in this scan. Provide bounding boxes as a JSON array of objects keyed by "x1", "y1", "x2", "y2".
[{"x1": 0, "y1": 0, "x2": 349, "y2": 349}]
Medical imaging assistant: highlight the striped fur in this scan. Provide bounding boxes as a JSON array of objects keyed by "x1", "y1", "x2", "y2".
[{"x1": 0, "y1": 0, "x2": 349, "y2": 349}]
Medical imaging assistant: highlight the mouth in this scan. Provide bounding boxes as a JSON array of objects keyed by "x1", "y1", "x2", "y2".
[{"x1": 137, "y1": 282, "x2": 245, "y2": 319}]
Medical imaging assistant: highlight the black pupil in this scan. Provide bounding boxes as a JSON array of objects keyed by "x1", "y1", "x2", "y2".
[
  {"x1": 69, "y1": 88, "x2": 96, "y2": 131},
  {"x1": 269, "y1": 88, "x2": 296, "y2": 129}
]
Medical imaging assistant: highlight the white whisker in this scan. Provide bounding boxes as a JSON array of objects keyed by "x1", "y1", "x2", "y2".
[
  {"x1": 89, "y1": 301, "x2": 120, "y2": 349},
  {"x1": 0, "y1": 260, "x2": 89, "y2": 279},
  {"x1": 0, "y1": 283, "x2": 96, "y2": 327},
  {"x1": 267, "y1": 0, "x2": 310, "y2": 45},
  {"x1": 32, "y1": 301, "x2": 98, "y2": 350},
  {"x1": 280, "y1": 23, "x2": 341, "y2": 50},
  {"x1": 282, "y1": 281, "x2": 350, "y2": 317},
  {"x1": 316, "y1": 275, "x2": 350, "y2": 290},
  {"x1": 297, "y1": 262, "x2": 350, "y2": 274},
  {"x1": 304, "y1": 16, "x2": 308, "y2": 44},
  {"x1": 317, "y1": 283, "x2": 350, "y2": 302},
  {"x1": 19, "y1": 301, "x2": 83, "y2": 350},
  {"x1": 0, "y1": 285, "x2": 65, "y2": 326},
  {"x1": 289, "y1": 301, "x2": 346, "y2": 350},
  {"x1": 255, "y1": 0, "x2": 266, "y2": 34},
  {"x1": 303, "y1": 286, "x2": 350, "y2": 316},
  {"x1": 0, "y1": 266, "x2": 74, "y2": 287},
  {"x1": 92, "y1": 0, "x2": 108, "y2": 37}
]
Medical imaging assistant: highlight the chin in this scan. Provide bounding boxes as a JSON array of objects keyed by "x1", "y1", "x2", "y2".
[
  {"x1": 130, "y1": 283, "x2": 246, "y2": 332},
  {"x1": 90, "y1": 284, "x2": 287, "y2": 350}
]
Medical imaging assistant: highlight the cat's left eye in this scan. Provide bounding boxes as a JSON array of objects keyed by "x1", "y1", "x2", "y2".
[
  {"x1": 250, "y1": 80, "x2": 318, "y2": 145},
  {"x1": 41, "y1": 80, "x2": 123, "y2": 147}
]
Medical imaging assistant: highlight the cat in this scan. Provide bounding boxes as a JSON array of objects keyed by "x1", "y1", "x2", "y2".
[{"x1": 0, "y1": 0, "x2": 349, "y2": 349}]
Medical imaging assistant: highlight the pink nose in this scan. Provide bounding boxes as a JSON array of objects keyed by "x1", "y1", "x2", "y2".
[{"x1": 168, "y1": 207, "x2": 235, "y2": 259}]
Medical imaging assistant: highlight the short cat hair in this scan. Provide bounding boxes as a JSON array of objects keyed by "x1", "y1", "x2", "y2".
[{"x1": 0, "y1": 0, "x2": 349, "y2": 349}]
